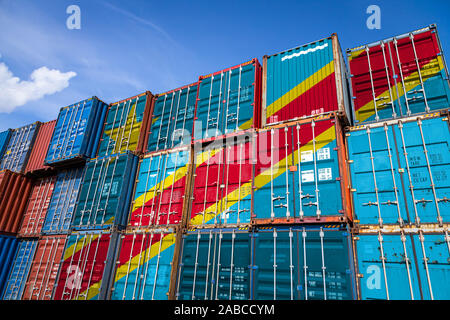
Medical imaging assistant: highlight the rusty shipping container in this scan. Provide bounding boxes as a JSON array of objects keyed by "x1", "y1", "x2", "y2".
[
  {"x1": 18, "y1": 176, "x2": 56, "y2": 238},
  {"x1": 21, "y1": 235, "x2": 67, "y2": 300},
  {"x1": 0, "y1": 170, "x2": 33, "y2": 234},
  {"x1": 347, "y1": 24, "x2": 450, "y2": 124},
  {"x1": 262, "y1": 34, "x2": 351, "y2": 126},
  {"x1": 97, "y1": 91, "x2": 154, "y2": 157},
  {"x1": 25, "y1": 120, "x2": 56, "y2": 175}
]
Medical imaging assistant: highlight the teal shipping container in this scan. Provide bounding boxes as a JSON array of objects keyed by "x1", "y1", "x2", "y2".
[
  {"x1": 71, "y1": 152, "x2": 138, "y2": 230},
  {"x1": 45, "y1": 97, "x2": 108, "y2": 166},
  {"x1": 347, "y1": 111, "x2": 450, "y2": 226},
  {"x1": 353, "y1": 225, "x2": 450, "y2": 300},
  {"x1": 0, "y1": 129, "x2": 12, "y2": 161}
]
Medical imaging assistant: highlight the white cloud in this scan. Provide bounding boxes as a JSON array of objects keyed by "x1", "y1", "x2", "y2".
[{"x1": 0, "y1": 62, "x2": 76, "y2": 113}]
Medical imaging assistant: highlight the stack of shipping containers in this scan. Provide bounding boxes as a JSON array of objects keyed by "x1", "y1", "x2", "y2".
[
  {"x1": 346, "y1": 24, "x2": 450, "y2": 300},
  {"x1": 1, "y1": 24, "x2": 449, "y2": 301}
]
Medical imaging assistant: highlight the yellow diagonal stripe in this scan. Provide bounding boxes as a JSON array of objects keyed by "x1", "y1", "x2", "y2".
[{"x1": 104, "y1": 103, "x2": 140, "y2": 154}]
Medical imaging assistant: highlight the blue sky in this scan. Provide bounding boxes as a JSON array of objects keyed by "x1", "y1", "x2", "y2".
[{"x1": 1, "y1": 0, "x2": 449, "y2": 131}]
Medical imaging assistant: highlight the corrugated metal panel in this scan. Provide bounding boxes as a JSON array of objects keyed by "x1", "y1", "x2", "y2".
[
  {"x1": 22, "y1": 235, "x2": 66, "y2": 300},
  {"x1": 72, "y1": 152, "x2": 138, "y2": 231},
  {"x1": 0, "y1": 170, "x2": 33, "y2": 234},
  {"x1": 0, "y1": 129, "x2": 12, "y2": 161},
  {"x1": 0, "y1": 122, "x2": 40, "y2": 173},
  {"x1": 175, "y1": 227, "x2": 251, "y2": 300},
  {"x1": 110, "y1": 227, "x2": 180, "y2": 300},
  {"x1": 18, "y1": 176, "x2": 56, "y2": 237},
  {"x1": 253, "y1": 114, "x2": 352, "y2": 224},
  {"x1": 188, "y1": 132, "x2": 254, "y2": 227},
  {"x1": 42, "y1": 167, "x2": 84, "y2": 234},
  {"x1": 253, "y1": 226, "x2": 356, "y2": 300},
  {"x1": 0, "y1": 235, "x2": 19, "y2": 296},
  {"x1": 263, "y1": 35, "x2": 351, "y2": 126},
  {"x1": 2, "y1": 239, "x2": 38, "y2": 300},
  {"x1": 353, "y1": 227, "x2": 450, "y2": 300},
  {"x1": 348, "y1": 25, "x2": 450, "y2": 124},
  {"x1": 193, "y1": 59, "x2": 262, "y2": 143},
  {"x1": 147, "y1": 83, "x2": 197, "y2": 153},
  {"x1": 129, "y1": 147, "x2": 190, "y2": 228},
  {"x1": 347, "y1": 112, "x2": 450, "y2": 226},
  {"x1": 25, "y1": 120, "x2": 56, "y2": 174},
  {"x1": 45, "y1": 97, "x2": 108, "y2": 166},
  {"x1": 53, "y1": 231, "x2": 119, "y2": 300},
  {"x1": 97, "y1": 91, "x2": 154, "y2": 157}
]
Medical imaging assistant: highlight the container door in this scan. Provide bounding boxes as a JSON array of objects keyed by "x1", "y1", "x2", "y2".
[
  {"x1": 1, "y1": 123, "x2": 37, "y2": 172},
  {"x1": 149, "y1": 93, "x2": 177, "y2": 152},
  {"x1": 169, "y1": 87, "x2": 196, "y2": 149}
]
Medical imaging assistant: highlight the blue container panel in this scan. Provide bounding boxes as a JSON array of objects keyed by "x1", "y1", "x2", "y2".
[
  {"x1": 0, "y1": 235, "x2": 19, "y2": 296},
  {"x1": 2, "y1": 240, "x2": 37, "y2": 300},
  {"x1": 0, "y1": 129, "x2": 12, "y2": 161},
  {"x1": 42, "y1": 167, "x2": 84, "y2": 234}
]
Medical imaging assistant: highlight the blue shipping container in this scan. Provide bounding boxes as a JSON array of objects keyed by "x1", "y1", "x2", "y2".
[
  {"x1": 42, "y1": 167, "x2": 85, "y2": 234},
  {"x1": 45, "y1": 97, "x2": 108, "y2": 166},
  {"x1": 0, "y1": 129, "x2": 12, "y2": 161},
  {"x1": 0, "y1": 122, "x2": 40, "y2": 173},
  {"x1": 1, "y1": 240, "x2": 38, "y2": 300},
  {"x1": 347, "y1": 112, "x2": 450, "y2": 226},
  {"x1": 0, "y1": 235, "x2": 19, "y2": 296},
  {"x1": 71, "y1": 152, "x2": 138, "y2": 231}
]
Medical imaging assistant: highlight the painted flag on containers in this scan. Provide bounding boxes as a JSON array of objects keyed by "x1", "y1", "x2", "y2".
[
  {"x1": 18, "y1": 176, "x2": 56, "y2": 238},
  {"x1": 252, "y1": 113, "x2": 352, "y2": 225},
  {"x1": 175, "y1": 227, "x2": 251, "y2": 300},
  {"x1": 0, "y1": 122, "x2": 40, "y2": 173},
  {"x1": 346, "y1": 111, "x2": 450, "y2": 226},
  {"x1": 0, "y1": 129, "x2": 12, "y2": 161},
  {"x1": 147, "y1": 83, "x2": 197, "y2": 153},
  {"x1": 353, "y1": 225, "x2": 450, "y2": 300},
  {"x1": 262, "y1": 35, "x2": 351, "y2": 126},
  {"x1": 128, "y1": 147, "x2": 191, "y2": 228},
  {"x1": 347, "y1": 24, "x2": 450, "y2": 124},
  {"x1": 193, "y1": 59, "x2": 262, "y2": 143},
  {"x1": 22, "y1": 235, "x2": 67, "y2": 300},
  {"x1": 42, "y1": 167, "x2": 84, "y2": 235},
  {"x1": 53, "y1": 231, "x2": 120, "y2": 300},
  {"x1": 97, "y1": 91, "x2": 154, "y2": 157},
  {"x1": 188, "y1": 131, "x2": 255, "y2": 227},
  {"x1": 2, "y1": 239, "x2": 37, "y2": 300},
  {"x1": 44, "y1": 97, "x2": 108, "y2": 166},
  {"x1": 109, "y1": 227, "x2": 181, "y2": 300},
  {"x1": 0, "y1": 170, "x2": 33, "y2": 234},
  {"x1": 0, "y1": 235, "x2": 19, "y2": 296},
  {"x1": 71, "y1": 152, "x2": 138, "y2": 231}
]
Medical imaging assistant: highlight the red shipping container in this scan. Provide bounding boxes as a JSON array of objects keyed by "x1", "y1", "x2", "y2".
[
  {"x1": 0, "y1": 170, "x2": 33, "y2": 234},
  {"x1": 18, "y1": 176, "x2": 56, "y2": 237},
  {"x1": 22, "y1": 235, "x2": 67, "y2": 300},
  {"x1": 25, "y1": 120, "x2": 56, "y2": 174}
]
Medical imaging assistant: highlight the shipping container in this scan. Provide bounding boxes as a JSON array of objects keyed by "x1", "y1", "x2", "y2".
[
  {"x1": 109, "y1": 227, "x2": 181, "y2": 300},
  {"x1": 147, "y1": 83, "x2": 197, "y2": 153},
  {"x1": 18, "y1": 176, "x2": 56, "y2": 237},
  {"x1": 97, "y1": 91, "x2": 154, "y2": 157},
  {"x1": 42, "y1": 167, "x2": 84, "y2": 234},
  {"x1": 25, "y1": 120, "x2": 56, "y2": 175},
  {"x1": 0, "y1": 170, "x2": 33, "y2": 234},
  {"x1": 0, "y1": 122, "x2": 40, "y2": 173},
  {"x1": 353, "y1": 224, "x2": 450, "y2": 300},
  {"x1": 22, "y1": 235, "x2": 66, "y2": 300},
  {"x1": 44, "y1": 97, "x2": 108, "y2": 166},
  {"x1": 193, "y1": 59, "x2": 262, "y2": 143},
  {"x1": 175, "y1": 227, "x2": 252, "y2": 300},
  {"x1": 0, "y1": 129, "x2": 12, "y2": 161},
  {"x1": 129, "y1": 147, "x2": 191, "y2": 228},
  {"x1": 253, "y1": 113, "x2": 352, "y2": 224},
  {"x1": 2, "y1": 239, "x2": 38, "y2": 300},
  {"x1": 347, "y1": 24, "x2": 450, "y2": 124},
  {"x1": 347, "y1": 111, "x2": 450, "y2": 226},
  {"x1": 188, "y1": 131, "x2": 254, "y2": 227},
  {"x1": 262, "y1": 34, "x2": 351, "y2": 126},
  {"x1": 0, "y1": 235, "x2": 19, "y2": 296},
  {"x1": 72, "y1": 152, "x2": 138, "y2": 231},
  {"x1": 53, "y1": 231, "x2": 119, "y2": 300}
]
